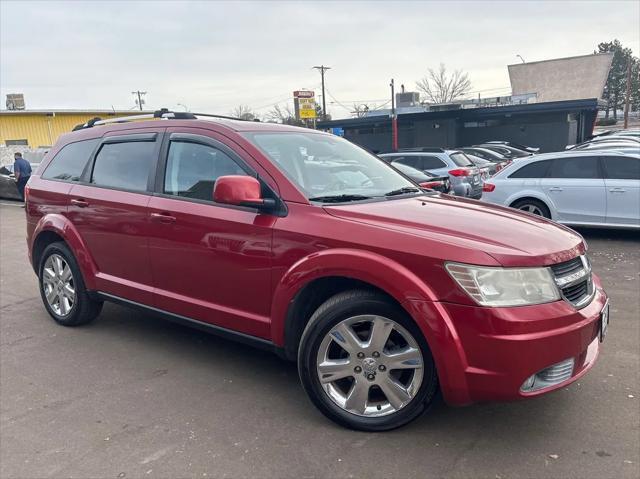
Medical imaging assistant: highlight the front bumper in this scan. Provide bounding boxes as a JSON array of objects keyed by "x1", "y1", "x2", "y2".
[{"x1": 408, "y1": 276, "x2": 607, "y2": 406}]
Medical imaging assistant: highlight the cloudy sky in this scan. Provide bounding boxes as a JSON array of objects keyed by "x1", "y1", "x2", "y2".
[{"x1": 1, "y1": 0, "x2": 638, "y2": 119}]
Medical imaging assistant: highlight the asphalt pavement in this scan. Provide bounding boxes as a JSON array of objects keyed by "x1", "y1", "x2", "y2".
[{"x1": 1, "y1": 201, "x2": 638, "y2": 479}]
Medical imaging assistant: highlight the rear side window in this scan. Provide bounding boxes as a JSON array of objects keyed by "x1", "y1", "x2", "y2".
[
  {"x1": 91, "y1": 141, "x2": 156, "y2": 192},
  {"x1": 393, "y1": 156, "x2": 420, "y2": 168},
  {"x1": 164, "y1": 141, "x2": 247, "y2": 202},
  {"x1": 509, "y1": 160, "x2": 551, "y2": 178},
  {"x1": 420, "y1": 155, "x2": 447, "y2": 169},
  {"x1": 549, "y1": 157, "x2": 601, "y2": 179},
  {"x1": 448, "y1": 153, "x2": 473, "y2": 167},
  {"x1": 42, "y1": 139, "x2": 99, "y2": 182},
  {"x1": 603, "y1": 156, "x2": 640, "y2": 180}
]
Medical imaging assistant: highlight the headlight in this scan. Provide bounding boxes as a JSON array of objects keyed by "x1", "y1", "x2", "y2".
[{"x1": 446, "y1": 263, "x2": 560, "y2": 307}]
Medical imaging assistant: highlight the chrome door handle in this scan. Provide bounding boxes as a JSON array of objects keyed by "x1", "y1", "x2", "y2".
[
  {"x1": 150, "y1": 212, "x2": 176, "y2": 224},
  {"x1": 548, "y1": 187, "x2": 563, "y2": 192},
  {"x1": 70, "y1": 198, "x2": 89, "y2": 207},
  {"x1": 609, "y1": 188, "x2": 626, "y2": 193}
]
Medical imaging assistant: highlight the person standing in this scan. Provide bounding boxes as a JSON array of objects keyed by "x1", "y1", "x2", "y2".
[{"x1": 13, "y1": 152, "x2": 32, "y2": 203}]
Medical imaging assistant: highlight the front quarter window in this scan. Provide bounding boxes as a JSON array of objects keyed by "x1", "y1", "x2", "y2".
[{"x1": 244, "y1": 132, "x2": 418, "y2": 201}]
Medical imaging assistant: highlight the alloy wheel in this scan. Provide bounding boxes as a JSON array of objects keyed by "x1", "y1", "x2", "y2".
[
  {"x1": 42, "y1": 254, "x2": 76, "y2": 317},
  {"x1": 519, "y1": 204, "x2": 544, "y2": 216},
  {"x1": 316, "y1": 315, "x2": 424, "y2": 417}
]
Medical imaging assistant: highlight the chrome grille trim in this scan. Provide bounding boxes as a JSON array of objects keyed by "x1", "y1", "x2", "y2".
[{"x1": 550, "y1": 255, "x2": 594, "y2": 309}]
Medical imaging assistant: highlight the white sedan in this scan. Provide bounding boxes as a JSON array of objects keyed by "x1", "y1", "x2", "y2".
[{"x1": 481, "y1": 151, "x2": 640, "y2": 229}]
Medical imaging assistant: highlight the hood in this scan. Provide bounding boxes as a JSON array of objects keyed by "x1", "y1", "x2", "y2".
[{"x1": 324, "y1": 195, "x2": 585, "y2": 267}]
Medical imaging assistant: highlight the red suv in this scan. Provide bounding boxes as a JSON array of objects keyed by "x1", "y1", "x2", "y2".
[{"x1": 25, "y1": 110, "x2": 609, "y2": 431}]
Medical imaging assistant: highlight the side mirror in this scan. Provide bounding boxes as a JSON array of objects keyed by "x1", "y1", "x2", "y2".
[{"x1": 213, "y1": 175, "x2": 276, "y2": 211}]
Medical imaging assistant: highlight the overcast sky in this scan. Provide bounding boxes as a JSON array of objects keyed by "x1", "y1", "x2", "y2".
[{"x1": 1, "y1": 0, "x2": 638, "y2": 119}]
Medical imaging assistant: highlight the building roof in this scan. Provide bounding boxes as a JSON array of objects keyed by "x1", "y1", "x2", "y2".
[{"x1": 318, "y1": 98, "x2": 603, "y2": 129}]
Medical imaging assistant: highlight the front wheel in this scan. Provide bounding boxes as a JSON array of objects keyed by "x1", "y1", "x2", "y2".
[{"x1": 298, "y1": 290, "x2": 438, "y2": 431}]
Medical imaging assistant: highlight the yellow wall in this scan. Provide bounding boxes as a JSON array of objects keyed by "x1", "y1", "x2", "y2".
[{"x1": 0, "y1": 112, "x2": 146, "y2": 148}]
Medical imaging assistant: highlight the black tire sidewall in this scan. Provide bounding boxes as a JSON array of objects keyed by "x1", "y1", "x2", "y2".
[
  {"x1": 38, "y1": 242, "x2": 93, "y2": 326},
  {"x1": 298, "y1": 292, "x2": 438, "y2": 431}
]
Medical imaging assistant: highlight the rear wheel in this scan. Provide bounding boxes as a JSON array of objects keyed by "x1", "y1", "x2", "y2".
[
  {"x1": 39, "y1": 242, "x2": 102, "y2": 326},
  {"x1": 511, "y1": 198, "x2": 551, "y2": 218},
  {"x1": 298, "y1": 290, "x2": 438, "y2": 431}
]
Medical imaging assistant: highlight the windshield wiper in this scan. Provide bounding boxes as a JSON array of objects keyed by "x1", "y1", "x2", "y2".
[
  {"x1": 308, "y1": 194, "x2": 372, "y2": 203},
  {"x1": 384, "y1": 186, "x2": 421, "y2": 197}
]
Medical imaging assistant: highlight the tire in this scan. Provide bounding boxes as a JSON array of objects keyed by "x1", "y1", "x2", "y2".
[
  {"x1": 38, "y1": 242, "x2": 102, "y2": 326},
  {"x1": 511, "y1": 198, "x2": 551, "y2": 218},
  {"x1": 298, "y1": 290, "x2": 438, "y2": 431}
]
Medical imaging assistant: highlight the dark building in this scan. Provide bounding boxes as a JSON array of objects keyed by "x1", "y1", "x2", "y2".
[{"x1": 318, "y1": 99, "x2": 601, "y2": 153}]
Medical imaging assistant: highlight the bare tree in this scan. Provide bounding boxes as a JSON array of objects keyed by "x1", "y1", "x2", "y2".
[
  {"x1": 351, "y1": 103, "x2": 370, "y2": 118},
  {"x1": 265, "y1": 103, "x2": 303, "y2": 126},
  {"x1": 416, "y1": 63, "x2": 472, "y2": 104},
  {"x1": 230, "y1": 105, "x2": 257, "y2": 121}
]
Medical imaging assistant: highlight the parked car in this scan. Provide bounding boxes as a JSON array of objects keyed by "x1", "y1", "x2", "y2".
[
  {"x1": 379, "y1": 148, "x2": 483, "y2": 198},
  {"x1": 567, "y1": 136, "x2": 639, "y2": 150},
  {"x1": 476, "y1": 144, "x2": 532, "y2": 158},
  {"x1": 0, "y1": 163, "x2": 40, "y2": 200},
  {"x1": 574, "y1": 142, "x2": 640, "y2": 153},
  {"x1": 484, "y1": 140, "x2": 540, "y2": 153},
  {"x1": 482, "y1": 151, "x2": 640, "y2": 228},
  {"x1": 463, "y1": 153, "x2": 497, "y2": 178},
  {"x1": 26, "y1": 110, "x2": 609, "y2": 431},
  {"x1": 390, "y1": 162, "x2": 451, "y2": 193},
  {"x1": 459, "y1": 147, "x2": 511, "y2": 172}
]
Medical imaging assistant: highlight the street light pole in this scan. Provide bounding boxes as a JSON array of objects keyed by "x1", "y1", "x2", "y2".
[
  {"x1": 313, "y1": 65, "x2": 331, "y2": 121},
  {"x1": 390, "y1": 79, "x2": 398, "y2": 151}
]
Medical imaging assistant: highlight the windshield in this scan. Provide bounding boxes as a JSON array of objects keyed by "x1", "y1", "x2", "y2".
[
  {"x1": 244, "y1": 132, "x2": 418, "y2": 201},
  {"x1": 449, "y1": 152, "x2": 474, "y2": 167}
]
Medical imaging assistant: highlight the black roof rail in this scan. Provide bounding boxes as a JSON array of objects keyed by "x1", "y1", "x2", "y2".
[{"x1": 71, "y1": 108, "x2": 258, "y2": 132}]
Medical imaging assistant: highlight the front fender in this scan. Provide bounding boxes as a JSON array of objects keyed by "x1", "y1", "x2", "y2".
[{"x1": 31, "y1": 214, "x2": 98, "y2": 290}]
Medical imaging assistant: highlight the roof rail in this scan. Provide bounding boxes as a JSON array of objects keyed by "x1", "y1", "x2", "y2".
[
  {"x1": 398, "y1": 147, "x2": 445, "y2": 153},
  {"x1": 71, "y1": 108, "x2": 256, "y2": 131}
]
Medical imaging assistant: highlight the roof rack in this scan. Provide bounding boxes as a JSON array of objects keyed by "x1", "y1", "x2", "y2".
[{"x1": 72, "y1": 108, "x2": 257, "y2": 131}]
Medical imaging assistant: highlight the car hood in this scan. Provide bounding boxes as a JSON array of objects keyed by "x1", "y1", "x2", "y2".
[{"x1": 324, "y1": 194, "x2": 585, "y2": 267}]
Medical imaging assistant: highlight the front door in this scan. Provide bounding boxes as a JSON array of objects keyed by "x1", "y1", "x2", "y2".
[
  {"x1": 147, "y1": 131, "x2": 274, "y2": 339},
  {"x1": 67, "y1": 131, "x2": 161, "y2": 305},
  {"x1": 540, "y1": 156, "x2": 606, "y2": 224}
]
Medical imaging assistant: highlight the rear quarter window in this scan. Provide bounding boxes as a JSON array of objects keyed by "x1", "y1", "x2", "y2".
[
  {"x1": 41, "y1": 139, "x2": 99, "y2": 182},
  {"x1": 448, "y1": 153, "x2": 473, "y2": 167}
]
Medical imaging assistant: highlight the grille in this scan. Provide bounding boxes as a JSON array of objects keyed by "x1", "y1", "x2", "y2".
[{"x1": 550, "y1": 255, "x2": 594, "y2": 308}]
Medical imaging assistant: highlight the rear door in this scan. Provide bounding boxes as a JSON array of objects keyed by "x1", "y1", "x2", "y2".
[
  {"x1": 541, "y1": 156, "x2": 605, "y2": 224},
  {"x1": 67, "y1": 130, "x2": 161, "y2": 305},
  {"x1": 601, "y1": 155, "x2": 640, "y2": 226}
]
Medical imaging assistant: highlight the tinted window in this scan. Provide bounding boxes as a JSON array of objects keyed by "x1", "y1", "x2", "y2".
[
  {"x1": 509, "y1": 160, "x2": 551, "y2": 178},
  {"x1": 549, "y1": 157, "x2": 600, "y2": 179},
  {"x1": 91, "y1": 141, "x2": 156, "y2": 191},
  {"x1": 603, "y1": 156, "x2": 640, "y2": 180},
  {"x1": 449, "y1": 152, "x2": 473, "y2": 167},
  {"x1": 420, "y1": 155, "x2": 447, "y2": 169},
  {"x1": 42, "y1": 139, "x2": 99, "y2": 182},
  {"x1": 392, "y1": 156, "x2": 420, "y2": 168},
  {"x1": 164, "y1": 141, "x2": 247, "y2": 201}
]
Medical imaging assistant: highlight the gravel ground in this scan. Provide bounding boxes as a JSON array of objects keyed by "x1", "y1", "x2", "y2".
[{"x1": 1, "y1": 201, "x2": 638, "y2": 479}]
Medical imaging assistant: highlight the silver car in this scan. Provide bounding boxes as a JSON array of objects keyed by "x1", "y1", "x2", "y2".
[
  {"x1": 379, "y1": 149, "x2": 483, "y2": 199},
  {"x1": 482, "y1": 151, "x2": 640, "y2": 228}
]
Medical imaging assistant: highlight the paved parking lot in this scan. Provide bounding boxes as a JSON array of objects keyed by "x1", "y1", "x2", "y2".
[{"x1": 1, "y1": 201, "x2": 638, "y2": 479}]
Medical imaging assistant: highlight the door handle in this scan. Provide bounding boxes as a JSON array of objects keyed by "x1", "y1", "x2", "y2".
[
  {"x1": 70, "y1": 198, "x2": 89, "y2": 208},
  {"x1": 150, "y1": 212, "x2": 176, "y2": 224},
  {"x1": 609, "y1": 188, "x2": 626, "y2": 193},
  {"x1": 548, "y1": 187, "x2": 563, "y2": 192}
]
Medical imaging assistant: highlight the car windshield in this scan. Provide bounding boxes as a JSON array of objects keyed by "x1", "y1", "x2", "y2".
[
  {"x1": 449, "y1": 152, "x2": 474, "y2": 167},
  {"x1": 244, "y1": 132, "x2": 418, "y2": 201}
]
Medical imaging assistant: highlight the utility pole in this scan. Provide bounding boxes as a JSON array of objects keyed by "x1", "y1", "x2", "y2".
[
  {"x1": 623, "y1": 62, "x2": 632, "y2": 129},
  {"x1": 131, "y1": 90, "x2": 147, "y2": 111},
  {"x1": 313, "y1": 65, "x2": 331, "y2": 121},
  {"x1": 390, "y1": 79, "x2": 398, "y2": 151}
]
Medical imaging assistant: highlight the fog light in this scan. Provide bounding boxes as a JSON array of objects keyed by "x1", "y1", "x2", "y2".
[
  {"x1": 521, "y1": 374, "x2": 536, "y2": 391},
  {"x1": 520, "y1": 358, "x2": 575, "y2": 392}
]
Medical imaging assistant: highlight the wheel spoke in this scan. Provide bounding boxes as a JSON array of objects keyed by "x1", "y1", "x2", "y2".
[
  {"x1": 330, "y1": 323, "x2": 364, "y2": 355},
  {"x1": 59, "y1": 294, "x2": 69, "y2": 315},
  {"x1": 385, "y1": 347, "x2": 423, "y2": 370},
  {"x1": 317, "y1": 359, "x2": 353, "y2": 384},
  {"x1": 46, "y1": 287, "x2": 58, "y2": 304},
  {"x1": 53, "y1": 256, "x2": 63, "y2": 276},
  {"x1": 367, "y1": 317, "x2": 394, "y2": 352},
  {"x1": 44, "y1": 267, "x2": 56, "y2": 281},
  {"x1": 379, "y1": 376, "x2": 412, "y2": 410},
  {"x1": 63, "y1": 284, "x2": 75, "y2": 297},
  {"x1": 60, "y1": 265, "x2": 72, "y2": 282},
  {"x1": 344, "y1": 378, "x2": 370, "y2": 414}
]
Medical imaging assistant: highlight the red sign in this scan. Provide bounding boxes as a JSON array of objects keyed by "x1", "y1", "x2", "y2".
[{"x1": 293, "y1": 90, "x2": 315, "y2": 98}]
